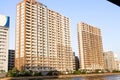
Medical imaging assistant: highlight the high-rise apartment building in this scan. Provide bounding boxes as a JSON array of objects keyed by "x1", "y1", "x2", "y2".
[
  {"x1": 0, "y1": 14, "x2": 10, "y2": 73},
  {"x1": 103, "y1": 51, "x2": 115, "y2": 71},
  {"x1": 15, "y1": 0, "x2": 73, "y2": 72},
  {"x1": 103, "y1": 51, "x2": 120, "y2": 71},
  {"x1": 77, "y1": 22, "x2": 104, "y2": 70},
  {"x1": 8, "y1": 50, "x2": 15, "y2": 70}
]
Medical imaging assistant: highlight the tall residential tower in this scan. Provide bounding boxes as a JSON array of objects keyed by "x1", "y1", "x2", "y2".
[
  {"x1": 0, "y1": 14, "x2": 10, "y2": 73},
  {"x1": 77, "y1": 22, "x2": 104, "y2": 70},
  {"x1": 15, "y1": 0, "x2": 73, "y2": 72}
]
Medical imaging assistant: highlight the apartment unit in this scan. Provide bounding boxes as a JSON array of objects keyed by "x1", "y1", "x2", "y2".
[
  {"x1": 0, "y1": 14, "x2": 9, "y2": 73},
  {"x1": 77, "y1": 22, "x2": 104, "y2": 70},
  {"x1": 8, "y1": 50, "x2": 15, "y2": 70},
  {"x1": 15, "y1": 0, "x2": 73, "y2": 72}
]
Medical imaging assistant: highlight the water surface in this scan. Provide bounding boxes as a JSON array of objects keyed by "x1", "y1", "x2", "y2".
[
  {"x1": 42, "y1": 75, "x2": 120, "y2": 80},
  {"x1": 10, "y1": 75, "x2": 120, "y2": 80}
]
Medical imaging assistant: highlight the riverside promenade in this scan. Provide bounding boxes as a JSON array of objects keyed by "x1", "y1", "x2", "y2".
[{"x1": 1, "y1": 73, "x2": 120, "y2": 80}]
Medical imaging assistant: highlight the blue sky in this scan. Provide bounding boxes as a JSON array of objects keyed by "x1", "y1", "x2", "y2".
[{"x1": 0, "y1": 0, "x2": 120, "y2": 58}]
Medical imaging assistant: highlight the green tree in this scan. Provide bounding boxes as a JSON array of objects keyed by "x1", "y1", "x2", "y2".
[
  {"x1": 19, "y1": 69, "x2": 31, "y2": 76},
  {"x1": 7, "y1": 68, "x2": 19, "y2": 77},
  {"x1": 73, "y1": 71, "x2": 80, "y2": 74}
]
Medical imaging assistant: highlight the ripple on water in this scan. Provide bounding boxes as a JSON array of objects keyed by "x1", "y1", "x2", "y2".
[{"x1": 10, "y1": 75, "x2": 120, "y2": 80}]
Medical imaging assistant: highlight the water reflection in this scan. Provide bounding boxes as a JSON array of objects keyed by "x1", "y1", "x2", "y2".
[
  {"x1": 29, "y1": 77, "x2": 105, "y2": 80},
  {"x1": 42, "y1": 75, "x2": 120, "y2": 80},
  {"x1": 104, "y1": 75, "x2": 120, "y2": 80},
  {"x1": 43, "y1": 77, "x2": 105, "y2": 80},
  {"x1": 82, "y1": 76, "x2": 105, "y2": 80},
  {"x1": 10, "y1": 75, "x2": 120, "y2": 80}
]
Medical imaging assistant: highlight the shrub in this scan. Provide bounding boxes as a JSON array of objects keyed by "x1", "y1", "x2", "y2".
[
  {"x1": 73, "y1": 71, "x2": 80, "y2": 74},
  {"x1": 7, "y1": 68, "x2": 19, "y2": 77},
  {"x1": 33, "y1": 72, "x2": 42, "y2": 76},
  {"x1": 47, "y1": 71, "x2": 53, "y2": 76},
  {"x1": 19, "y1": 70, "x2": 31, "y2": 76},
  {"x1": 112, "y1": 70, "x2": 120, "y2": 73}
]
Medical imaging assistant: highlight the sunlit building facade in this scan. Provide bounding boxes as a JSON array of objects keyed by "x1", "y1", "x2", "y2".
[
  {"x1": 0, "y1": 14, "x2": 10, "y2": 73},
  {"x1": 15, "y1": 0, "x2": 73, "y2": 72},
  {"x1": 77, "y1": 22, "x2": 104, "y2": 70},
  {"x1": 103, "y1": 51, "x2": 120, "y2": 71}
]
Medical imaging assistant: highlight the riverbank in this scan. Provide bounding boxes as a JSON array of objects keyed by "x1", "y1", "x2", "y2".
[{"x1": 1, "y1": 73, "x2": 120, "y2": 80}]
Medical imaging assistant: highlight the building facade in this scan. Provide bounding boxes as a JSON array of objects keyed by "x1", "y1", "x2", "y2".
[
  {"x1": 15, "y1": 0, "x2": 73, "y2": 72},
  {"x1": 72, "y1": 52, "x2": 76, "y2": 71},
  {"x1": 75, "y1": 56, "x2": 79, "y2": 71},
  {"x1": 103, "y1": 51, "x2": 120, "y2": 71},
  {"x1": 0, "y1": 14, "x2": 10, "y2": 73},
  {"x1": 114, "y1": 60, "x2": 120, "y2": 71},
  {"x1": 103, "y1": 51, "x2": 116, "y2": 71},
  {"x1": 114, "y1": 55, "x2": 120, "y2": 71},
  {"x1": 77, "y1": 22, "x2": 104, "y2": 70},
  {"x1": 72, "y1": 52, "x2": 79, "y2": 71},
  {"x1": 8, "y1": 50, "x2": 15, "y2": 70}
]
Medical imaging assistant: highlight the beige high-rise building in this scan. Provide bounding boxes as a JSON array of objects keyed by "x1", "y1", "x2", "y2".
[
  {"x1": 0, "y1": 14, "x2": 10, "y2": 73},
  {"x1": 15, "y1": 0, "x2": 73, "y2": 72},
  {"x1": 103, "y1": 51, "x2": 115, "y2": 71},
  {"x1": 77, "y1": 22, "x2": 104, "y2": 70}
]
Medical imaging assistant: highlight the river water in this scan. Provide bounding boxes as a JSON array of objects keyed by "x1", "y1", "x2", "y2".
[
  {"x1": 8, "y1": 75, "x2": 120, "y2": 80},
  {"x1": 41, "y1": 75, "x2": 120, "y2": 80}
]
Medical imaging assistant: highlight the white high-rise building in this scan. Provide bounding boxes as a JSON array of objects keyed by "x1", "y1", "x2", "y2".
[
  {"x1": 0, "y1": 14, "x2": 10, "y2": 73},
  {"x1": 103, "y1": 51, "x2": 120, "y2": 71},
  {"x1": 15, "y1": 0, "x2": 73, "y2": 72},
  {"x1": 103, "y1": 51, "x2": 116, "y2": 71}
]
